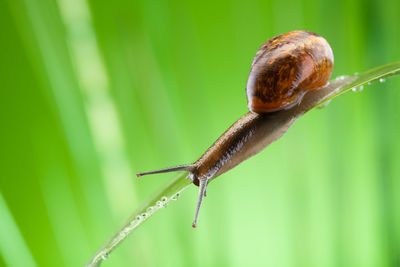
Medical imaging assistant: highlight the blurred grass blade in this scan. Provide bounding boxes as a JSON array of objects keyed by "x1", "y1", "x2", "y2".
[
  {"x1": 56, "y1": 0, "x2": 137, "y2": 218},
  {"x1": 0, "y1": 193, "x2": 38, "y2": 267},
  {"x1": 87, "y1": 61, "x2": 400, "y2": 266}
]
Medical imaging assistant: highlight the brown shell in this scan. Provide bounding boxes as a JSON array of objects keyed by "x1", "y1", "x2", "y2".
[{"x1": 246, "y1": 30, "x2": 334, "y2": 113}]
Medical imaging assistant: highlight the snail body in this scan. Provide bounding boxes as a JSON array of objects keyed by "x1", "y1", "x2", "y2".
[{"x1": 137, "y1": 30, "x2": 334, "y2": 227}]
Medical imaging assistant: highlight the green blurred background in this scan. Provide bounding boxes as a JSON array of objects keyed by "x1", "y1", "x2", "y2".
[{"x1": 1, "y1": 0, "x2": 399, "y2": 266}]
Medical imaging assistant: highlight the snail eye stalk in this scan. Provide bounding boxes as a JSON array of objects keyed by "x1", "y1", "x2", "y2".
[
  {"x1": 192, "y1": 178, "x2": 208, "y2": 228},
  {"x1": 136, "y1": 164, "x2": 193, "y2": 178}
]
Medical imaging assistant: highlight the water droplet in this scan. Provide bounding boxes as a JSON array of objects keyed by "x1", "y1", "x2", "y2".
[
  {"x1": 156, "y1": 201, "x2": 164, "y2": 207},
  {"x1": 379, "y1": 78, "x2": 386, "y2": 83},
  {"x1": 171, "y1": 193, "x2": 180, "y2": 200},
  {"x1": 146, "y1": 207, "x2": 154, "y2": 213},
  {"x1": 352, "y1": 85, "x2": 364, "y2": 93},
  {"x1": 130, "y1": 219, "x2": 140, "y2": 228},
  {"x1": 101, "y1": 253, "x2": 110, "y2": 261},
  {"x1": 317, "y1": 99, "x2": 332, "y2": 109},
  {"x1": 141, "y1": 213, "x2": 148, "y2": 218},
  {"x1": 335, "y1": 75, "x2": 347, "y2": 81},
  {"x1": 161, "y1": 196, "x2": 168, "y2": 202},
  {"x1": 135, "y1": 215, "x2": 142, "y2": 220}
]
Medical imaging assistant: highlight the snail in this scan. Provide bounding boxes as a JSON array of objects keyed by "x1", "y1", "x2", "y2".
[{"x1": 136, "y1": 30, "x2": 334, "y2": 228}]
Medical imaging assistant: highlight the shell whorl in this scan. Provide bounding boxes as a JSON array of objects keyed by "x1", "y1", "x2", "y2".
[{"x1": 246, "y1": 30, "x2": 334, "y2": 113}]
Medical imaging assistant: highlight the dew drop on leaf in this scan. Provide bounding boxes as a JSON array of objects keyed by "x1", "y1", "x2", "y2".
[
  {"x1": 101, "y1": 253, "x2": 110, "y2": 261},
  {"x1": 352, "y1": 85, "x2": 364, "y2": 92},
  {"x1": 335, "y1": 75, "x2": 348, "y2": 81},
  {"x1": 317, "y1": 99, "x2": 332, "y2": 109},
  {"x1": 146, "y1": 207, "x2": 154, "y2": 213},
  {"x1": 171, "y1": 193, "x2": 180, "y2": 200}
]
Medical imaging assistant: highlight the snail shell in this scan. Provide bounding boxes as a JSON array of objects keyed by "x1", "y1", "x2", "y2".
[{"x1": 246, "y1": 30, "x2": 334, "y2": 113}]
